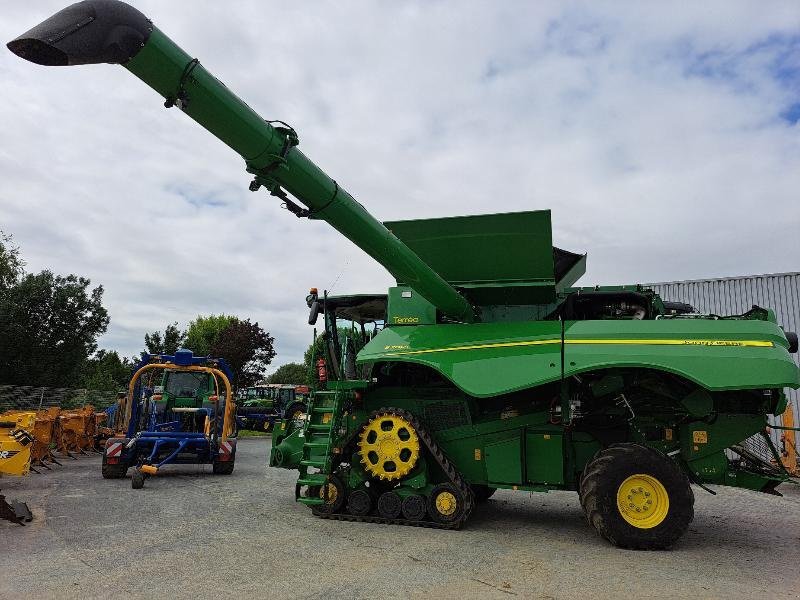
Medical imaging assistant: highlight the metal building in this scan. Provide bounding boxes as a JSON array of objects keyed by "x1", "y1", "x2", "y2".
[{"x1": 648, "y1": 272, "x2": 800, "y2": 441}]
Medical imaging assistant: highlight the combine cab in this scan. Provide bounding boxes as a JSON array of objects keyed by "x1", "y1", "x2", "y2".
[
  {"x1": 101, "y1": 350, "x2": 237, "y2": 488},
  {"x1": 8, "y1": 0, "x2": 800, "y2": 548}
]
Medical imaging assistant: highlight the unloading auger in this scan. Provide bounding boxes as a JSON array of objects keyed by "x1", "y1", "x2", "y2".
[{"x1": 9, "y1": 1, "x2": 800, "y2": 548}]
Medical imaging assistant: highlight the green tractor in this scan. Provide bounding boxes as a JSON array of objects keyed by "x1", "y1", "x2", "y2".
[
  {"x1": 236, "y1": 384, "x2": 308, "y2": 432},
  {"x1": 9, "y1": 1, "x2": 799, "y2": 549}
]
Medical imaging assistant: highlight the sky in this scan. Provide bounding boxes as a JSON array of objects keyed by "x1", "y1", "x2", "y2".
[{"x1": 1, "y1": 1, "x2": 799, "y2": 372}]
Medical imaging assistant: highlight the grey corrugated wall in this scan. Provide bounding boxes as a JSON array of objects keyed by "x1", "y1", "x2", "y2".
[{"x1": 648, "y1": 272, "x2": 800, "y2": 443}]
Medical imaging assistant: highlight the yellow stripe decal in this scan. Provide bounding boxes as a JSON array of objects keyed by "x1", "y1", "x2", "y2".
[
  {"x1": 566, "y1": 339, "x2": 773, "y2": 347},
  {"x1": 382, "y1": 338, "x2": 773, "y2": 357},
  {"x1": 383, "y1": 338, "x2": 561, "y2": 356}
]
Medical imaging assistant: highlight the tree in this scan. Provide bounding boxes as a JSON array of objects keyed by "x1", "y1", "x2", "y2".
[
  {"x1": 0, "y1": 231, "x2": 24, "y2": 290},
  {"x1": 0, "y1": 270, "x2": 109, "y2": 386},
  {"x1": 267, "y1": 363, "x2": 307, "y2": 384},
  {"x1": 184, "y1": 314, "x2": 236, "y2": 357},
  {"x1": 210, "y1": 319, "x2": 276, "y2": 389},
  {"x1": 80, "y1": 349, "x2": 133, "y2": 391},
  {"x1": 144, "y1": 322, "x2": 186, "y2": 355}
]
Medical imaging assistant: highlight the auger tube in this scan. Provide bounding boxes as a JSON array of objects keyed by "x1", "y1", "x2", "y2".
[{"x1": 7, "y1": 0, "x2": 475, "y2": 323}]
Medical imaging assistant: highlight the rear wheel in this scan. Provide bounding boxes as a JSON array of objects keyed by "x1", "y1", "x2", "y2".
[
  {"x1": 101, "y1": 454, "x2": 127, "y2": 479},
  {"x1": 579, "y1": 443, "x2": 694, "y2": 549},
  {"x1": 213, "y1": 458, "x2": 235, "y2": 475}
]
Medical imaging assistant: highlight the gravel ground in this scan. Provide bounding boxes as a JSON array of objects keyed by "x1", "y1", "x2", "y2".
[{"x1": 1, "y1": 436, "x2": 799, "y2": 600}]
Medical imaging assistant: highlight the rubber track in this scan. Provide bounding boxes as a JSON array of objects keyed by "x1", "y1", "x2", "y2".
[{"x1": 311, "y1": 407, "x2": 474, "y2": 530}]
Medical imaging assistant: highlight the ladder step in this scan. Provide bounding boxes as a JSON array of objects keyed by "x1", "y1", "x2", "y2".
[
  {"x1": 308, "y1": 424, "x2": 332, "y2": 431},
  {"x1": 297, "y1": 476, "x2": 328, "y2": 487},
  {"x1": 300, "y1": 459, "x2": 327, "y2": 468},
  {"x1": 297, "y1": 497, "x2": 324, "y2": 506},
  {"x1": 304, "y1": 442, "x2": 329, "y2": 448},
  {"x1": 312, "y1": 407, "x2": 334, "y2": 413}
]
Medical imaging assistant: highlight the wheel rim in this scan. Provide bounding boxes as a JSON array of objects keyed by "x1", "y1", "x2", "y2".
[
  {"x1": 435, "y1": 491, "x2": 458, "y2": 516},
  {"x1": 319, "y1": 482, "x2": 338, "y2": 505},
  {"x1": 357, "y1": 413, "x2": 420, "y2": 480},
  {"x1": 616, "y1": 474, "x2": 669, "y2": 529}
]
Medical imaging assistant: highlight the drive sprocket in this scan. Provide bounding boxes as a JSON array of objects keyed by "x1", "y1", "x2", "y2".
[{"x1": 357, "y1": 412, "x2": 420, "y2": 481}]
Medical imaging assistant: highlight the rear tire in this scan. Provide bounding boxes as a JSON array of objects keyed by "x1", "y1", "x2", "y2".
[
  {"x1": 579, "y1": 443, "x2": 694, "y2": 550},
  {"x1": 101, "y1": 455, "x2": 127, "y2": 479},
  {"x1": 213, "y1": 459, "x2": 235, "y2": 475}
]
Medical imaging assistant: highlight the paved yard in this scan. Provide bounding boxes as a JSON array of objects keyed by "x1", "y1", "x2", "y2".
[{"x1": 1, "y1": 437, "x2": 799, "y2": 599}]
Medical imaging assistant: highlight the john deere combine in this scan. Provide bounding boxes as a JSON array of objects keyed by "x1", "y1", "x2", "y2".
[{"x1": 9, "y1": 1, "x2": 799, "y2": 548}]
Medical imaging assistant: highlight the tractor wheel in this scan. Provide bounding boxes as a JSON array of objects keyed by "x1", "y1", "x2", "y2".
[
  {"x1": 401, "y1": 494, "x2": 427, "y2": 521},
  {"x1": 213, "y1": 458, "x2": 235, "y2": 475},
  {"x1": 428, "y1": 483, "x2": 467, "y2": 524},
  {"x1": 346, "y1": 488, "x2": 373, "y2": 516},
  {"x1": 579, "y1": 443, "x2": 694, "y2": 550},
  {"x1": 377, "y1": 491, "x2": 402, "y2": 519},
  {"x1": 131, "y1": 469, "x2": 145, "y2": 490},
  {"x1": 470, "y1": 484, "x2": 497, "y2": 503},
  {"x1": 310, "y1": 475, "x2": 345, "y2": 515},
  {"x1": 101, "y1": 454, "x2": 127, "y2": 479}
]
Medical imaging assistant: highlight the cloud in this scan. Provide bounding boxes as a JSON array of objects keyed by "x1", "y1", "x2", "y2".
[{"x1": 1, "y1": 1, "x2": 798, "y2": 369}]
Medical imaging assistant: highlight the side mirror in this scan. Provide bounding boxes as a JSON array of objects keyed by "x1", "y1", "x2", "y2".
[{"x1": 308, "y1": 300, "x2": 320, "y2": 325}]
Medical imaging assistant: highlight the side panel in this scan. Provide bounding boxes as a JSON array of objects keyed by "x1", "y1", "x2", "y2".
[
  {"x1": 525, "y1": 432, "x2": 564, "y2": 485},
  {"x1": 357, "y1": 321, "x2": 563, "y2": 397},
  {"x1": 484, "y1": 436, "x2": 523, "y2": 485},
  {"x1": 563, "y1": 319, "x2": 798, "y2": 391}
]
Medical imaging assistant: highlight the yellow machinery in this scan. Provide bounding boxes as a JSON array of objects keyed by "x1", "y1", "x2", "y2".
[
  {"x1": 0, "y1": 411, "x2": 35, "y2": 525},
  {"x1": 779, "y1": 403, "x2": 798, "y2": 476}
]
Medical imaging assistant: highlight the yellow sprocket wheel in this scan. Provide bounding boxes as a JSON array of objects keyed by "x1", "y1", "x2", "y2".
[{"x1": 357, "y1": 412, "x2": 420, "y2": 481}]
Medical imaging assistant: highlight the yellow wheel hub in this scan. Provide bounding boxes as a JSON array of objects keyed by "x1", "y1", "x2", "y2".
[
  {"x1": 616, "y1": 474, "x2": 669, "y2": 529},
  {"x1": 319, "y1": 482, "x2": 338, "y2": 505},
  {"x1": 435, "y1": 491, "x2": 458, "y2": 516},
  {"x1": 358, "y1": 413, "x2": 420, "y2": 481}
]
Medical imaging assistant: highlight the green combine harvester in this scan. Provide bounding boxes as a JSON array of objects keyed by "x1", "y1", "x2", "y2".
[{"x1": 9, "y1": 1, "x2": 799, "y2": 549}]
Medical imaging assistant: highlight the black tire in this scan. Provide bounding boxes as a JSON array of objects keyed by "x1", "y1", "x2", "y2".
[
  {"x1": 101, "y1": 454, "x2": 127, "y2": 479},
  {"x1": 377, "y1": 491, "x2": 402, "y2": 519},
  {"x1": 428, "y1": 483, "x2": 467, "y2": 524},
  {"x1": 131, "y1": 469, "x2": 145, "y2": 489},
  {"x1": 213, "y1": 459, "x2": 235, "y2": 475},
  {"x1": 470, "y1": 484, "x2": 497, "y2": 503},
  {"x1": 346, "y1": 489, "x2": 373, "y2": 516},
  {"x1": 310, "y1": 475, "x2": 345, "y2": 515},
  {"x1": 579, "y1": 443, "x2": 694, "y2": 550},
  {"x1": 401, "y1": 494, "x2": 427, "y2": 521}
]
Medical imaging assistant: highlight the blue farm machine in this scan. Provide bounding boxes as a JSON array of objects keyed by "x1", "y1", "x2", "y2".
[{"x1": 101, "y1": 350, "x2": 238, "y2": 488}]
